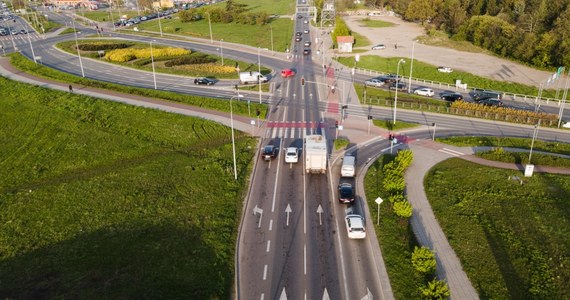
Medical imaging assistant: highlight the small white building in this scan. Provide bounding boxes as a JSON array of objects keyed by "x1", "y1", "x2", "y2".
[{"x1": 336, "y1": 36, "x2": 354, "y2": 53}]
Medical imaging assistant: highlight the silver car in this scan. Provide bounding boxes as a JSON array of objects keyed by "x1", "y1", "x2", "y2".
[{"x1": 364, "y1": 78, "x2": 384, "y2": 87}]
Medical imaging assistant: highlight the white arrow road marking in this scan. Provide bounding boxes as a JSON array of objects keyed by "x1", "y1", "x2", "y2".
[
  {"x1": 317, "y1": 204, "x2": 324, "y2": 225},
  {"x1": 285, "y1": 204, "x2": 292, "y2": 226},
  {"x1": 279, "y1": 288, "x2": 287, "y2": 300},
  {"x1": 323, "y1": 288, "x2": 330, "y2": 300},
  {"x1": 360, "y1": 288, "x2": 373, "y2": 300},
  {"x1": 253, "y1": 205, "x2": 263, "y2": 228}
]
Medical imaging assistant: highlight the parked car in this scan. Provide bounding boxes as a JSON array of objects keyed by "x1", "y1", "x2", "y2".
[
  {"x1": 281, "y1": 68, "x2": 296, "y2": 78},
  {"x1": 303, "y1": 48, "x2": 311, "y2": 55},
  {"x1": 345, "y1": 214, "x2": 366, "y2": 239},
  {"x1": 364, "y1": 78, "x2": 384, "y2": 87},
  {"x1": 414, "y1": 88, "x2": 434, "y2": 97},
  {"x1": 262, "y1": 145, "x2": 278, "y2": 161},
  {"x1": 388, "y1": 82, "x2": 406, "y2": 91},
  {"x1": 477, "y1": 98, "x2": 504, "y2": 107},
  {"x1": 284, "y1": 147, "x2": 299, "y2": 163},
  {"x1": 194, "y1": 77, "x2": 215, "y2": 85},
  {"x1": 338, "y1": 183, "x2": 355, "y2": 204},
  {"x1": 371, "y1": 44, "x2": 386, "y2": 50},
  {"x1": 440, "y1": 92, "x2": 463, "y2": 102},
  {"x1": 437, "y1": 66, "x2": 453, "y2": 73}
]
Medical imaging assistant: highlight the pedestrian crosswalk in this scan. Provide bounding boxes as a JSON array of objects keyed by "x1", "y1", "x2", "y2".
[
  {"x1": 0, "y1": 33, "x2": 42, "y2": 46},
  {"x1": 262, "y1": 121, "x2": 329, "y2": 139}
]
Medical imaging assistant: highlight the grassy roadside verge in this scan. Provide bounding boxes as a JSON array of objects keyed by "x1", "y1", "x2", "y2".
[
  {"x1": 0, "y1": 76, "x2": 256, "y2": 298},
  {"x1": 7, "y1": 53, "x2": 267, "y2": 118}
]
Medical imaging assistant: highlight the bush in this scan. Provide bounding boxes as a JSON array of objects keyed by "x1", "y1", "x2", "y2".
[
  {"x1": 393, "y1": 200, "x2": 413, "y2": 218},
  {"x1": 78, "y1": 42, "x2": 131, "y2": 51},
  {"x1": 105, "y1": 47, "x2": 190, "y2": 62},
  {"x1": 411, "y1": 246, "x2": 437, "y2": 275},
  {"x1": 420, "y1": 279, "x2": 450, "y2": 300},
  {"x1": 164, "y1": 54, "x2": 216, "y2": 67}
]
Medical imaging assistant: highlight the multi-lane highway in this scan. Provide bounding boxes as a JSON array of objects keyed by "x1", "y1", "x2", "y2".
[{"x1": 4, "y1": 5, "x2": 570, "y2": 300}]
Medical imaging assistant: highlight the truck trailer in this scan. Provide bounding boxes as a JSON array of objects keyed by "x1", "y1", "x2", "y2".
[{"x1": 305, "y1": 134, "x2": 327, "y2": 174}]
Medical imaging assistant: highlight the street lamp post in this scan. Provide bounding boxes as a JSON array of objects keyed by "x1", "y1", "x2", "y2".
[
  {"x1": 407, "y1": 40, "x2": 416, "y2": 94},
  {"x1": 220, "y1": 39, "x2": 224, "y2": 65},
  {"x1": 157, "y1": 8, "x2": 163, "y2": 37},
  {"x1": 270, "y1": 25, "x2": 274, "y2": 55},
  {"x1": 558, "y1": 70, "x2": 569, "y2": 128},
  {"x1": 528, "y1": 119, "x2": 541, "y2": 164},
  {"x1": 230, "y1": 86, "x2": 242, "y2": 181},
  {"x1": 393, "y1": 59, "x2": 405, "y2": 125},
  {"x1": 72, "y1": 20, "x2": 85, "y2": 77},
  {"x1": 26, "y1": 26, "x2": 37, "y2": 64},
  {"x1": 258, "y1": 47, "x2": 262, "y2": 104},
  {"x1": 207, "y1": 12, "x2": 213, "y2": 43},
  {"x1": 149, "y1": 40, "x2": 157, "y2": 89}
]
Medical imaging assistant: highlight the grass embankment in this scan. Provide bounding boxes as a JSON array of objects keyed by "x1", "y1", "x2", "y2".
[
  {"x1": 0, "y1": 76, "x2": 254, "y2": 298},
  {"x1": 424, "y1": 159, "x2": 570, "y2": 298},
  {"x1": 8, "y1": 53, "x2": 267, "y2": 118},
  {"x1": 438, "y1": 136, "x2": 570, "y2": 167}
]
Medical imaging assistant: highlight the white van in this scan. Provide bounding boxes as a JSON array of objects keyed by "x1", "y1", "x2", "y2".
[{"x1": 341, "y1": 155, "x2": 356, "y2": 177}]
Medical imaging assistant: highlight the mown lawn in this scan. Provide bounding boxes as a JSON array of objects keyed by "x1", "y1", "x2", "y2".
[
  {"x1": 424, "y1": 159, "x2": 570, "y2": 299},
  {"x1": 0, "y1": 76, "x2": 256, "y2": 298}
]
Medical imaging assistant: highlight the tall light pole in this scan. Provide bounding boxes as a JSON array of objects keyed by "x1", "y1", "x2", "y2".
[
  {"x1": 393, "y1": 59, "x2": 405, "y2": 125},
  {"x1": 270, "y1": 25, "x2": 274, "y2": 55},
  {"x1": 157, "y1": 8, "x2": 163, "y2": 37},
  {"x1": 207, "y1": 12, "x2": 213, "y2": 43},
  {"x1": 558, "y1": 70, "x2": 569, "y2": 128},
  {"x1": 149, "y1": 40, "x2": 157, "y2": 89},
  {"x1": 258, "y1": 47, "x2": 262, "y2": 104},
  {"x1": 220, "y1": 39, "x2": 224, "y2": 65},
  {"x1": 26, "y1": 26, "x2": 37, "y2": 64},
  {"x1": 528, "y1": 119, "x2": 541, "y2": 164},
  {"x1": 73, "y1": 20, "x2": 85, "y2": 77},
  {"x1": 230, "y1": 85, "x2": 242, "y2": 181},
  {"x1": 407, "y1": 40, "x2": 416, "y2": 94}
]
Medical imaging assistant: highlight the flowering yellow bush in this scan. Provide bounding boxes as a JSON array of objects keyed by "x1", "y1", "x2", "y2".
[
  {"x1": 174, "y1": 63, "x2": 237, "y2": 74},
  {"x1": 105, "y1": 47, "x2": 190, "y2": 62}
]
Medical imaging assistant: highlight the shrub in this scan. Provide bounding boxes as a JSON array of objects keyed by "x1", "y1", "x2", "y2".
[
  {"x1": 411, "y1": 246, "x2": 437, "y2": 275},
  {"x1": 78, "y1": 42, "x2": 131, "y2": 51},
  {"x1": 395, "y1": 149, "x2": 413, "y2": 169},
  {"x1": 383, "y1": 173, "x2": 405, "y2": 195},
  {"x1": 393, "y1": 200, "x2": 413, "y2": 218},
  {"x1": 164, "y1": 55, "x2": 216, "y2": 67},
  {"x1": 105, "y1": 47, "x2": 190, "y2": 62},
  {"x1": 420, "y1": 279, "x2": 450, "y2": 300},
  {"x1": 388, "y1": 194, "x2": 406, "y2": 203}
]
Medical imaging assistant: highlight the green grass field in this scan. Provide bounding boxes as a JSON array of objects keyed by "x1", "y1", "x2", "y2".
[
  {"x1": 424, "y1": 159, "x2": 570, "y2": 298},
  {"x1": 0, "y1": 76, "x2": 256, "y2": 298}
]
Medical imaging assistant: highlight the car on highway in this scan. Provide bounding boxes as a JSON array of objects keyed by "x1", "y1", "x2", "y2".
[
  {"x1": 440, "y1": 92, "x2": 463, "y2": 102},
  {"x1": 414, "y1": 87, "x2": 434, "y2": 97},
  {"x1": 194, "y1": 77, "x2": 215, "y2": 85},
  {"x1": 262, "y1": 145, "x2": 278, "y2": 161},
  {"x1": 345, "y1": 214, "x2": 366, "y2": 239},
  {"x1": 303, "y1": 29, "x2": 309, "y2": 34},
  {"x1": 371, "y1": 44, "x2": 386, "y2": 50},
  {"x1": 284, "y1": 147, "x2": 299, "y2": 163},
  {"x1": 477, "y1": 98, "x2": 504, "y2": 107},
  {"x1": 303, "y1": 41, "x2": 311, "y2": 47},
  {"x1": 295, "y1": 36, "x2": 302, "y2": 42},
  {"x1": 297, "y1": 14, "x2": 303, "y2": 19},
  {"x1": 437, "y1": 66, "x2": 453, "y2": 73},
  {"x1": 338, "y1": 183, "x2": 355, "y2": 204},
  {"x1": 303, "y1": 19, "x2": 308, "y2": 24},
  {"x1": 388, "y1": 82, "x2": 407, "y2": 91},
  {"x1": 295, "y1": 31, "x2": 302, "y2": 36},
  {"x1": 364, "y1": 78, "x2": 384, "y2": 87},
  {"x1": 281, "y1": 68, "x2": 296, "y2": 78},
  {"x1": 303, "y1": 48, "x2": 311, "y2": 55}
]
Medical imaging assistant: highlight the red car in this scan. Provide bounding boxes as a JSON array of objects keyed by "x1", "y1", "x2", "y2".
[{"x1": 281, "y1": 69, "x2": 296, "y2": 78}]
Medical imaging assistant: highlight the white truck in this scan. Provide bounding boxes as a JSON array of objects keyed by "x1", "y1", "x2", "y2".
[
  {"x1": 305, "y1": 134, "x2": 327, "y2": 174},
  {"x1": 239, "y1": 71, "x2": 268, "y2": 84}
]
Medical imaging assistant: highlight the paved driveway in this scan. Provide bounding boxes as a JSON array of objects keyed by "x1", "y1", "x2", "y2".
[{"x1": 342, "y1": 14, "x2": 553, "y2": 88}]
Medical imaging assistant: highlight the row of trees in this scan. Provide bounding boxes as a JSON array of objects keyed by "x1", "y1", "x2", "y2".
[
  {"x1": 179, "y1": 0, "x2": 271, "y2": 26},
  {"x1": 363, "y1": 0, "x2": 570, "y2": 69}
]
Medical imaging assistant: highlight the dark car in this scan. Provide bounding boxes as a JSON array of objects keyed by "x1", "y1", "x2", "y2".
[
  {"x1": 295, "y1": 31, "x2": 302, "y2": 36},
  {"x1": 472, "y1": 90, "x2": 502, "y2": 101},
  {"x1": 477, "y1": 97, "x2": 504, "y2": 107},
  {"x1": 388, "y1": 82, "x2": 406, "y2": 91},
  {"x1": 262, "y1": 145, "x2": 278, "y2": 161},
  {"x1": 303, "y1": 48, "x2": 311, "y2": 55},
  {"x1": 194, "y1": 77, "x2": 215, "y2": 85},
  {"x1": 338, "y1": 183, "x2": 355, "y2": 204},
  {"x1": 440, "y1": 93, "x2": 463, "y2": 102}
]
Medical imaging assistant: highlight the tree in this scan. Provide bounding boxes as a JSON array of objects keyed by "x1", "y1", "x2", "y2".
[
  {"x1": 420, "y1": 278, "x2": 450, "y2": 299},
  {"x1": 411, "y1": 246, "x2": 437, "y2": 274},
  {"x1": 405, "y1": 0, "x2": 437, "y2": 25}
]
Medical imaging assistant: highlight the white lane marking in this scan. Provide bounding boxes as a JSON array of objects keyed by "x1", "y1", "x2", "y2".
[
  {"x1": 323, "y1": 288, "x2": 330, "y2": 300},
  {"x1": 304, "y1": 244, "x2": 307, "y2": 275},
  {"x1": 263, "y1": 264, "x2": 268, "y2": 280},
  {"x1": 260, "y1": 293, "x2": 264, "y2": 300},
  {"x1": 266, "y1": 240, "x2": 271, "y2": 252},
  {"x1": 279, "y1": 288, "x2": 287, "y2": 300},
  {"x1": 269, "y1": 219, "x2": 273, "y2": 231},
  {"x1": 439, "y1": 147, "x2": 464, "y2": 156},
  {"x1": 271, "y1": 137, "x2": 284, "y2": 213}
]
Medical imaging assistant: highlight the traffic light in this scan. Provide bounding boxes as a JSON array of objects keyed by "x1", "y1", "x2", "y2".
[
  {"x1": 301, "y1": 77, "x2": 305, "y2": 86},
  {"x1": 335, "y1": 120, "x2": 339, "y2": 128},
  {"x1": 342, "y1": 105, "x2": 348, "y2": 109},
  {"x1": 368, "y1": 115, "x2": 373, "y2": 120},
  {"x1": 256, "y1": 108, "x2": 261, "y2": 117}
]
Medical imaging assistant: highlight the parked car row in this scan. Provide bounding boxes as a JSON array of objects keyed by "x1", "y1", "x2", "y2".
[{"x1": 337, "y1": 155, "x2": 366, "y2": 240}]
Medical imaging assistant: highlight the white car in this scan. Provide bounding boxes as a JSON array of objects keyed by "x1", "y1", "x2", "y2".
[
  {"x1": 371, "y1": 44, "x2": 386, "y2": 50},
  {"x1": 345, "y1": 214, "x2": 366, "y2": 239},
  {"x1": 364, "y1": 78, "x2": 384, "y2": 87},
  {"x1": 437, "y1": 66, "x2": 453, "y2": 73},
  {"x1": 414, "y1": 88, "x2": 434, "y2": 97},
  {"x1": 284, "y1": 147, "x2": 299, "y2": 163}
]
